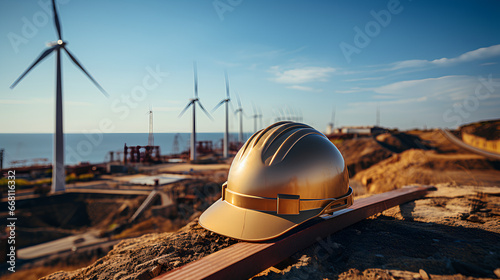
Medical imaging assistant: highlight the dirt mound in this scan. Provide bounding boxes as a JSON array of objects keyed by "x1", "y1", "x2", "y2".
[
  {"x1": 408, "y1": 130, "x2": 473, "y2": 154},
  {"x1": 375, "y1": 133, "x2": 406, "y2": 151},
  {"x1": 334, "y1": 137, "x2": 393, "y2": 177},
  {"x1": 334, "y1": 132, "x2": 435, "y2": 178},
  {"x1": 41, "y1": 216, "x2": 238, "y2": 280},
  {"x1": 461, "y1": 119, "x2": 500, "y2": 140},
  {"x1": 376, "y1": 132, "x2": 431, "y2": 153},
  {"x1": 353, "y1": 149, "x2": 499, "y2": 193}
]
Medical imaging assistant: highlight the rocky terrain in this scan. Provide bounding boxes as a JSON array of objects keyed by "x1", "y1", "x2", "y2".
[
  {"x1": 40, "y1": 215, "x2": 238, "y2": 280},
  {"x1": 336, "y1": 130, "x2": 500, "y2": 194},
  {"x1": 4, "y1": 126, "x2": 499, "y2": 280},
  {"x1": 36, "y1": 183, "x2": 500, "y2": 280},
  {"x1": 252, "y1": 184, "x2": 500, "y2": 279}
]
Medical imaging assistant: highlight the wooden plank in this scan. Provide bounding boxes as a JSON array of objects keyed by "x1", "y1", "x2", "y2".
[{"x1": 154, "y1": 185, "x2": 435, "y2": 280}]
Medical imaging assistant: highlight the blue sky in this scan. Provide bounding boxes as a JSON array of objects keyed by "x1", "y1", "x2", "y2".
[{"x1": 1, "y1": 0, "x2": 499, "y2": 134}]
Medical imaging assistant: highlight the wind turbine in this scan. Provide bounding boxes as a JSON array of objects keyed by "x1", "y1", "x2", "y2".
[
  {"x1": 212, "y1": 71, "x2": 231, "y2": 158},
  {"x1": 10, "y1": 0, "x2": 107, "y2": 193},
  {"x1": 234, "y1": 91, "x2": 246, "y2": 143},
  {"x1": 179, "y1": 62, "x2": 212, "y2": 161},
  {"x1": 251, "y1": 103, "x2": 262, "y2": 133}
]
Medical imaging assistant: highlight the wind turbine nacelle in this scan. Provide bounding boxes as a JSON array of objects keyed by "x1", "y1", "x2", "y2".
[{"x1": 47, "y1": 40, "x2": 66, "y2": 47}]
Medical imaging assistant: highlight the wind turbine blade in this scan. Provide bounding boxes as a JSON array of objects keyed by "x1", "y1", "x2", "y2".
[
  {"x1": 63, "y1": 47, "x2": 109, "y2": 97},
  {"x1": 10, "y1": 46, "x2": 57, "y2": 89},
  {"x1": 229, "y1": 100, "x2": 235, "y2": 114},
  {"x1": 235, "y1": 91, "x2": 242, "y2": 108},
  {"x1": 212, "y1": 100, "x2": 226, "y2": 113},
  {"x1": 51, "y1": 0, "x2": 62, "y2": 40},
  {"x1": 198, "y1": 101, "x2": 213, "y2": 120},
  {"x1": 178, "y1": 101, "x2": 193, "y2": 118},
  {"x1": 252, "y1": 102, "x2": 257, "y2": 115},
  {"x1": 225, "y1": 70, "x2": 230, "y2": 99},
  {"x1": 193, "y1": 61, "x2": 198, "y2": 98}
]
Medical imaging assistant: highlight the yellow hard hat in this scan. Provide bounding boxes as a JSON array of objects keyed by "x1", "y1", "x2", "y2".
[{"x1": 199, "y1": 121, "x2": 353, "y2": 241}]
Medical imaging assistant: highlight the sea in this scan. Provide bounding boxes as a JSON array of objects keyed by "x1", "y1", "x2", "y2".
[{"x1": 0, "y1": 132, "x2": 251, "y2": 168}]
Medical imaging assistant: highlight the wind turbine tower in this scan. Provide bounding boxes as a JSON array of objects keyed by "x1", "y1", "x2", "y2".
[
  {"x1": 10, "y1": 0, "x2": 107, "y2": 193},
  {"x1": 212, "y1": 71, "x2": 231, "y2": 158},
  {"x1": 251, "y1": 104, "x2": 262, "y2": 133},
  {"x1": 179, "y1": 62, "x2": 212, "y2": 161},
  {"x1": 234, "y1": 92, "x2": 245, "y2": 143}
]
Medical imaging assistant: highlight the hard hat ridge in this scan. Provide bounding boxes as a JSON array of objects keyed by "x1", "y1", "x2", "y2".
[{"x1": 239, "y1": 121, "x2": 323, "y2": 166}]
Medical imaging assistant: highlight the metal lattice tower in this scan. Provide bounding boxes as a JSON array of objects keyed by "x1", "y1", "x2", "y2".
[
  {"x1": 148, "y1": 108, "x2": 154, "y2": 146},
  {"x1": 173, "y1": 133, "x2": 181, "y2": 154}
]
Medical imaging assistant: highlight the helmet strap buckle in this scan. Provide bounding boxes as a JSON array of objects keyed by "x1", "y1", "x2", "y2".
[
  {"x1": 277, "y1": 194, "x2": 300, "y2": 215},
  {"x1": 221, "y1": 182, "x2": 228, "y2": 201}
]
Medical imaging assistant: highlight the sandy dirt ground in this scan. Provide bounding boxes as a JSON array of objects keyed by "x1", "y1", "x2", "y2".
[
  {"x1": 36, "y1": 183, "x2": 500, "y2": 280},
  {"x1": 39, "y1": 215, "x2": 238, "y2": 280},
  {"x1": 251, "y1": 184, "x2": 500, "y2": 280},
  {"x1": 11, "y1": 129, "x2": 500, "y2": 280}
]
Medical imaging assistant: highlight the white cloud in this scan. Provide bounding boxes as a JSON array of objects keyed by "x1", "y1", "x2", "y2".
[
  {"x1": 342, "y1": 75, "x2": 500, "y2": 109},
  {"x1": 270, "y1": 66, "x2": 335, "y2": 84},
  {"x1": 286, "y1": 85, "x2": 322, "y2": 92},
  {"x1": 335, "y1": 87, "x2": 367, "y2": 94},
  {"x1": 344, "y1": 77, "x2": 385, "y2": 82},
  {"x1": 372, "y1": 75, "x2": 477, "y2": 101},
  {"x1": 390, "y1": 44, "x2": 500, "y2": 70},
  {"x1": 350, "y1": 96, "x2": 428, "y2": 107}
]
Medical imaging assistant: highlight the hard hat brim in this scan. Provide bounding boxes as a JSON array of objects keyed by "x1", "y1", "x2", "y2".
[{"x1": 199, "y1": 198, "x2": 324, "y2": 242}]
